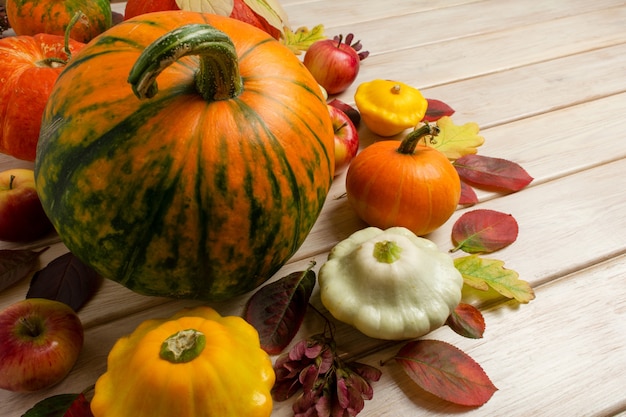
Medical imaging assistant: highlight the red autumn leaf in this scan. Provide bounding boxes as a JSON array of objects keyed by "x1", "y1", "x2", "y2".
[
  {"x1": 454, "y1": 154, "x2": 533, "y2": 192},
  {"x1": 459, "y1": 181, "x2": 478, "y2": 206},
  {"x1": 424, "y1": 99, "x2": 455, "y2": 122},
  {"x1": 446, "y1": 303, "x2": 485, "y2": 339},
  {"x1": 395, "y1": 339, "x2": 497, "y2": 406},
  {"x1": 244, "y1": 262, "x2": 316, "y2": 355},
  {"x1": 64, "y1": 393, "x2": 94, "y2": 417},
  {"x1": 451, "y1": 209, "x2": 519, "y2": 253}
]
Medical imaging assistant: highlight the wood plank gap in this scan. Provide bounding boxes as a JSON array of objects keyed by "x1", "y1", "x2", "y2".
[{"x1": 475, "y1": 88, "x2": 626, "y2": 130}]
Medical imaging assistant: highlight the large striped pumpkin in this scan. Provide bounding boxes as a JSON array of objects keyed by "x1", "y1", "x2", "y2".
[{"x1": 35, "y1": 12, "x2": 334, "y2": 301}]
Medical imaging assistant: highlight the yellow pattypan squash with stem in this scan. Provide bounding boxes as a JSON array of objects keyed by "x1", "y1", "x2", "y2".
[
  {"x1": 354, "y1": 79, "x2": 428, "y2": 137},
  {"x1": 90, "y1": 305, "x2": 275, "y2": 417}
]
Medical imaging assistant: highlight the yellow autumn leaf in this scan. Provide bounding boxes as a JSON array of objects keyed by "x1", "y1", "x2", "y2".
[
  {"x1": 454, "y1": 255, "x2": 535, "y2": 303},
  {"x1": 175, "y1": 0, "x2": 289, "y2": 36},
  {"x1": 242, "y1": 0, "x2": 290, "y2": 35},
  {"x1": 431, "y1": 116, "x2": 485, "y2": 160},
  {"x1": 175, "y1": 0, "x2": 234, "y2": 15},
  {"x1": 281, "y1": 24, "x2": 326, "y2": 55}
]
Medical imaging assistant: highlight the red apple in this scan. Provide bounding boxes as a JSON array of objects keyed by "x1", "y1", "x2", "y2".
[
  {"x1": 304, "y1": 34, "x2": 368, "y2": 95},
  {"x1": 0, "y1": 298, "x2": 84, "y2": 392},
  {"x1": 328, "y1": 105, "x2": 359, "y2": 175},
  {"x1": 328, "y1": 98, "x2": 361, "y2": 128},
  {"x1": 0, "y1": 168, "x2": 53, "y2": 242}
]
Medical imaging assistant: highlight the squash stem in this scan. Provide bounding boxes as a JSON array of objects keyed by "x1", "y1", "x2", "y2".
[
  {"x1": 128, "y1": 24, "x2": 243, "y2": 101},
  {"x1": 372, "y1": 240, "x2": 403, "y2": 263},
  {"x1": 160, "y1": 329, "x2": 206, "y2": 364},
  {"x1": 397, "y1": 123, "x2": 440, "y2": 154}
]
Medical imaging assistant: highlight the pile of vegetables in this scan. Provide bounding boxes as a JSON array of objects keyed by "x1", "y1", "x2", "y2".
[{"x1": 0, "y1": 1, "x2": 537, "y2": 416}]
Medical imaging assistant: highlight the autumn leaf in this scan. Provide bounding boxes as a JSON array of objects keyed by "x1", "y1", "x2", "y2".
[
  {"x1": 244, "y1": 262, "x2": 316, "y2": 354},
  {"x1": 454, "y1": 255, "x2": 535, "y2": 303},
  {"x1": 430, "y1": 116, "x2": 484, "y2": 160},
  {"x1": 176, "y1": 0, "x2": 233, "y2": 15},
  {"x1": 22, "y1": 393, "x2": 94, "y2": 417},
  {"x1": 459, "y1": 181, "x2": 478, "y2": 206},
  {"x1": 454, "y1": 154, "x2": 533, "y2": 192},
  {"x1": 394, "y1": 339, "x2": 497, "y2": 406},
  {"x1": 26, "y1": 252, "x2": 102, "y2": 312},
  {"x1": 446, "y1": 303, "x2": 485, "y2": 339},
  {"x1": 424, "y1": 99, "x2": 455, "y2": 122},
  {"x1": 451, "y1": 209, "x2": 519, "y2": 253},
  {"x1": 242, "y1": 0, "x2": 289, "y2": 34},
  {"x1": 175, "y1": 0, "x2": 289, "y2": 37},
  {"x1": 0, "y1": 248, "x2": 47, "y2": 293},
  {"x1": 281, "y1": 24, "x2": 326, "y2": 54}
]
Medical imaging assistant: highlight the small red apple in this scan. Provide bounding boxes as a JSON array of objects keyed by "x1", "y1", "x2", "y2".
[
  {"x1": 0, "y1": 298, "x2": 84, "y2": 392},
  {"x1": 328, "y1": 98, "x2": 361, "y2": 128},
  {"x1": 304, "y1": 34, "x2": 369, "y2": 95},
  {"x1": 328, "y1": 105, "x2": 359, "y2": 175},
  {"x1": 0, "y1": 168, "x2": 53, "y2": 242}
]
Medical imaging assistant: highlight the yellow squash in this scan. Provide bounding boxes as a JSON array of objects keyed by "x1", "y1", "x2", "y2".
[
  {"x1": 354, "y1": 79, "x2": 428, "y2": 137},
  {"x1": 90, "y1": 306, "x2": 275, "y2": 417}
]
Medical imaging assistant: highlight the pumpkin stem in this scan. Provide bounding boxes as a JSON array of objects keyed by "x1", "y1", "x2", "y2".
[
  {"x1": 37, "y1": 12, "x2": 83, "y2": 68},
  {"x1": 396, "y1": 123, "x2": 440, "y2": 154},
  {"x1": 128, "y1": 24, "x2": 243, "y2": 102},
  {"x1": 160, "y1": 329, "x2": 206, "y2": 364}
]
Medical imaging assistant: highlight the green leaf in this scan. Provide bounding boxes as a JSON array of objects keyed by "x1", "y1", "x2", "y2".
[
  {"x1": 22, "y1": 393, "x2": 80, "y2": 417},
  {"x1": 454, "y1": 255, "x2": 535, "y2": 303},
  {"x1": 281, "y1": 24, "x2": 326, "y2": 54}
]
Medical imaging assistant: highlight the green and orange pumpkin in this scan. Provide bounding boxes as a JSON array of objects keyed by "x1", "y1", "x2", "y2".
[
  {"x1": 35, "y1": 12, "x2": 334, "y2": 301},
  {"x1": 5, "y1": 0, "x2": 112, "y2": 43}
]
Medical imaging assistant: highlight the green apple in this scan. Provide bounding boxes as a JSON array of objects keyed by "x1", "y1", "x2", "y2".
[
  {"x1": 0, "y1": 298, "x2": 84, "y2": 392},
  {"x1": 0, "y1": 168, "x2": 53, "y2": 242}
]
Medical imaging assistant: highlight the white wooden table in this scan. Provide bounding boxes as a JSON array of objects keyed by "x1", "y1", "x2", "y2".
[{"x1": 2, "y1": 0, "x2": 626, "y2": 415}]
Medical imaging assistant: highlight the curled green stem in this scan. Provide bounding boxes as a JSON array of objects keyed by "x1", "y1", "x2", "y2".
[{"x1": 128, "y1": 23, "x2": 243, "y2": 102}]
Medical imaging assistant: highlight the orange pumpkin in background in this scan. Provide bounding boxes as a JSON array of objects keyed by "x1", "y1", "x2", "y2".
[
  {"x1": 0, "y1": 33, "x2": 84, "y2": 161},
  {"x1": 345, "y1": 124, "x2": 461, "y2": 236},
  {"x1": 5, "y1": 0, "x2": 112, "y2": 43},
  {"x1": 123, "y1": 0, "x2": 287, "y2": 39}
]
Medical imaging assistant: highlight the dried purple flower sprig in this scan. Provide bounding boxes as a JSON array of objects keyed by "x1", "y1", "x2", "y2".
[{"x1": 272, "y1": 317, "x2": 381, "y2": 417}]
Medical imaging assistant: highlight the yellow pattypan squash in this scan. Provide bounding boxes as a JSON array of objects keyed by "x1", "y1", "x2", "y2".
[
  {"x1": 354, "y1": 79, "x2": 428, "y2": 137},
  {"x1": 90, "y1": 306, "x2": 275, "y2": 417}
]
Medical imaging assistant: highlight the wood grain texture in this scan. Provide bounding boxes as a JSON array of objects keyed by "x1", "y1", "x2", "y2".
[{"x1": 1, "y1": 1, "x2": 626, "y2": 416}]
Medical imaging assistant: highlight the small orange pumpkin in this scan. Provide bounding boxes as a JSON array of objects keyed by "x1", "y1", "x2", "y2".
[{"x1": 345, "y1": 124, "x2": 461, "y2": 236}]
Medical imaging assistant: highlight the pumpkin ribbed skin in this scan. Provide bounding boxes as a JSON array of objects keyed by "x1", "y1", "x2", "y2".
[
  {"x1": 0, "y1": 33, "x2": 84, "y2": 161},
  {"x1": 35, "y1": 12, "x2": 334, "y2": 301},
  {"x1": 6, "y1": 0, "x2": 112, "y2": 43}
]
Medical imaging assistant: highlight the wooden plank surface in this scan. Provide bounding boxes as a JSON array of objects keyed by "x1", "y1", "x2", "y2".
[{"x1": 2, "y1": 0, "x2": 626, "y2": 416}]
